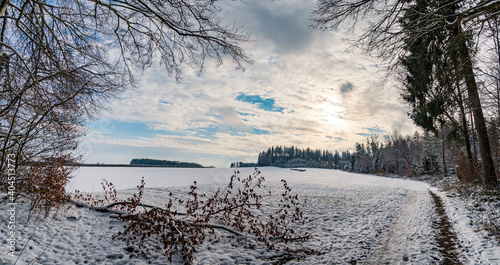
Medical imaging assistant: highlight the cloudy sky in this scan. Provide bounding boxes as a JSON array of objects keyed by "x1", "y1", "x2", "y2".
[{"x1": 81, "y1": 0, "x2": 416, "y2": 168}]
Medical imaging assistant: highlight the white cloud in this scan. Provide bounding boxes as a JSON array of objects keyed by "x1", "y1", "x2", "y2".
[
  {"x1": 220, "y1": 107, "x2": 253, "y2": 132},
  {"x1": 82, "y1": 0, "x2": 416, "y2": 167}
]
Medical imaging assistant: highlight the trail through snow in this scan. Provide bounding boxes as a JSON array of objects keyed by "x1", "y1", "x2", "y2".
[
  {"x1": 366, "y1": 190, "x2": 424, "y2": 263},
  {"x1": 1, "y1": 167, "x2": 499, "y2": 264}
]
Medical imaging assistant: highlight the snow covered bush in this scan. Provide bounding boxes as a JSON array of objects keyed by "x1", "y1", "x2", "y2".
[{"x1": 72, "y1": 169, "x2": 310, "y2": 264}]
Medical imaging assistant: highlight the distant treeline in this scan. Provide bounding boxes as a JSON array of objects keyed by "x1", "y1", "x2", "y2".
[
  {"x1": 130, "y1": 158, "x2": 206, "y2": 168},
  {"x1": 257, "y1": 146, "x2": 333, "y2": 168},
  {"x1": 334, "y1": 132, "x2": 454, "y2": 177},
  {"x1": 247, "y1": 132, "x2": 455, "y2": 174},
  {"x1": 230, "y1": 162, "x2": 258, "y2": 168},
  {"x1": 251, "y1": 131, "x2": 481, "y2": 181}
]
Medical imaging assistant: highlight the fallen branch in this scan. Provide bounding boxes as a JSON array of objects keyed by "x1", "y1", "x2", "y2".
[
  {"x1": 70, "y1": 170, "x2": 310, "y2": 264},
  {"x1": 68, "y1": 199, "x2": 187, "y2": 216},
  {"x1": 69, "y1": 199, "x2": 309, "y2": 241},
  {"x1": 68, "y1": 199, "x2": 129, "y2": 216},
  {"x1": 68, "y1": 199, "x2": 248, "y2": 237}
]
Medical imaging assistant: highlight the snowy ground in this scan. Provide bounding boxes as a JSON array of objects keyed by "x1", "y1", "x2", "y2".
[{"x1": 1, "y1": 167, "x2": 500, "y2": 264}]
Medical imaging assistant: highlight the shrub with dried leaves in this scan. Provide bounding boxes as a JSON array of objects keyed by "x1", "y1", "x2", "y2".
[
  {"x1": 26, "y1": 156, "x2": 73, "y2": 217},
  {"x1": 72, "y1": 169, "x2": 310, "y2": 264}
]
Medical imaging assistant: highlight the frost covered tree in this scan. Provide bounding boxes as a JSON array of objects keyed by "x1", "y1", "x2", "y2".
[
  {"x1": 354, "y1": 143, "x2": 371, "y2": 173},
  {"x1": 380, "y1": 132, "x2": 412, "y2": 175},
  {"x1": 257, "y1": 146, "x2": 334, "y2": 168},
  {"x1": 313, "y1": 0, "x2": 500, "y2": 188}
]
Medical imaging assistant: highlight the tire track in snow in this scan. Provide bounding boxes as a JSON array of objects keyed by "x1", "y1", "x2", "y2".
[
  {"x1": 363, "y1": 190, "x2": 420, "y2": 264},
  {"x1": 429, "y1": 190, "x2": 462, "y2": 265},
  {"x1": 363, "y1": 188, "x2": 441, "y2": 264}
]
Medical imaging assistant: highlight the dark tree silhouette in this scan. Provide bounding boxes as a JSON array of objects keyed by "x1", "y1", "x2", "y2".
[{"x1": 313, "y1": 0, "x2": 499, "y2": 187}]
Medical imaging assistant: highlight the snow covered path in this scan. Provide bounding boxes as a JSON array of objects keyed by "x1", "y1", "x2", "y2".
[
  {"x1": 1, "y1": 167, "x2": 499, "y2": 264},
  {"x1": 364, "y1": 189, "x2": 438, "y2": 264}
]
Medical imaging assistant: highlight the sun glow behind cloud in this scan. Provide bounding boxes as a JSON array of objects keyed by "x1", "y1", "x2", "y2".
[
  {"x1": 319, "y1": 99, "x2": 345, "y2": 129},
  {"x1": 80, "y1": 0, "x2": 416, "y2": 167}
]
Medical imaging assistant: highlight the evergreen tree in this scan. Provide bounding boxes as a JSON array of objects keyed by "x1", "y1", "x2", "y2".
[
  {"x1": 256, "y1": 146, "x2": 334, "y2": 168},
  {"x1": 400, "y1": 0, "x2": 497, "y2": 186},
  {"x1": 313, "y1": 0, "x2": 500, "y2": 187},
  {"x1": 333, "y1": 151, "x2": 341, "y2": 168}
]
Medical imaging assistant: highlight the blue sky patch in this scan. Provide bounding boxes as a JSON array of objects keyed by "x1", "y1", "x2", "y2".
[
  {"x1": 195, "y1": 125, "x2": 271, "y2": 137},
  {"x1": 193, "y1": 125, "x2": 219, "y2": 139},
  {"x1": 326, "y1": 136, "x2": 344, "y2": 142},
  {"x1": 252, "y1": 127, "x2": 271, "y2": 135},
  {"x1": 86, "y1": 120, "x2": 182, "y2": 139},
  {"x1": 236, "y1": 93, "x2": 285, "y2": 112},
  {"x1": 356, "y1": 126, "x2": 386, "y2": 138},
  {"x1": 237, "y1": 112, "x2": 255, "y2": 116},
  {"x1": 87, "y1": 118, "x2": 271, "y2": 144},
  {"x1": 362, "y1": 126, "x2": 386, "y2": 135}
]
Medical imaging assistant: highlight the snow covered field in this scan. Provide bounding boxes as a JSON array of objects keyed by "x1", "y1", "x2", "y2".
[{"x1": 1, "y1": 167, "x2": 500, "y2": 264}]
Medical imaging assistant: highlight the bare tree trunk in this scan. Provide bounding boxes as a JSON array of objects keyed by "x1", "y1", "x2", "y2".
[
  {"x1": 455, "y1": 79, "x2": 476, "y2": 179},
  {"x1": 441, "y1": 126, "x2": 447, "y2": 178},
  {"x1": 455, "y1": 24, "x2": 498, "y2": 188}
]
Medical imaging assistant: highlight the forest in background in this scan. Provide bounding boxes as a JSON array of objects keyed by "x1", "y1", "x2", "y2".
[
  {"x1": 233, "y1": 124, "x2": 500, "y2": 183},
  {"x1": 256, "y1": 146, "x2": 334, "y2": 168},
  {"x1": 130, "y1": 159, "x2": 206, "y2": 168}
]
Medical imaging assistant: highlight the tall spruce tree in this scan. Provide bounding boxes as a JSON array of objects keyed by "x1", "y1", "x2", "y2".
[
  {"x1": 400, "y1": 0, "x2": 497, "y2": 186},
  {"x1": 313, "y1": 0, "x2": 499, "y2": 188},
  {"x1": 400, "y1": 0, "x2": 444, "y2": 134}
]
